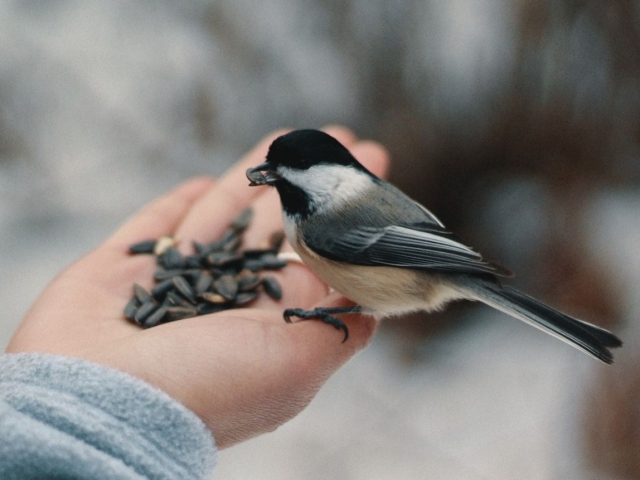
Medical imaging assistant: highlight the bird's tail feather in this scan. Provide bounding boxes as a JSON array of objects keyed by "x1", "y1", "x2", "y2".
[{"x1": 466, "y1": 283, "x2": 622, "y2": 364}]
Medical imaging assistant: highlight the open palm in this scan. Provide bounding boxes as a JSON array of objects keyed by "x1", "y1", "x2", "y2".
[{"x1": 6, "y1": 126, "x2": 390, "y2": 448}]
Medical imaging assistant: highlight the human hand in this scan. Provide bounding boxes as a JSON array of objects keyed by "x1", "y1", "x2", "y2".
[{"x1": 6, "y1": 126, "x2": 390, "y2": 448}]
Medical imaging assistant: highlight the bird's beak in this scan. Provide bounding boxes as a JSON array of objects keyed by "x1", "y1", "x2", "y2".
[{"x1": 246, "y1": 162, "x2": 280, "y2": 186}]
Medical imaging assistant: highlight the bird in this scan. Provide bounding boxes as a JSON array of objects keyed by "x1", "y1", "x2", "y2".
[{"x1": 246, "y1": 129, "x2": 622, "y2": 364}]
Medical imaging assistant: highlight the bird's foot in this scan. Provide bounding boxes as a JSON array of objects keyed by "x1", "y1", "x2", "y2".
[{"x1": 283, "y1": 306, "x2": 362, "y2": 343}]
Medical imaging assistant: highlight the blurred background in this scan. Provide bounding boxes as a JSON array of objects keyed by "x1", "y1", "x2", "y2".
[{"x1": 1, "y1": 0, "x2": 639, "y2": 478}]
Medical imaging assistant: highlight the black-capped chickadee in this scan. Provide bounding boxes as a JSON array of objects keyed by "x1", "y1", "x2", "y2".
[{"x1": 247, "y1": 129, "x2": 622, "y2": 364}]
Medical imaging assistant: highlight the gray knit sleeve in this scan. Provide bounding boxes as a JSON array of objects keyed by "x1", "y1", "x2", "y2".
[{"x1": 0, "y1": 353, "x2": 216, "y2": 480}]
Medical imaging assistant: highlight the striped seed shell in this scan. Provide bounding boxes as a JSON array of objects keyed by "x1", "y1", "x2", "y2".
[
  {"x1": 128, "y1": 239, "x2": 157, "y2": 254},
  {"x1": 158, "y1": 247, "x2": 185, "y2": 269},
  {"x1": 201, "y1": 292, "x2": 228, "y2": 304},
  {"x1": 125, "y1": 202, "x2": 289, "y2": 326},
  {"x1": 231, "y1": 208, "x2": 253, "y2": 232},
  {"x1": 151, "y1": 279, "x2": 174, "y2": 300},
  {"x1": 153, "y1": 268, "x2": 179, "y2": 281},
  {"x1": 242, "y1": 258, "x2": 264, "y2": 272},
  {"x1": 260, "y1": 254, "x2": 287, "y2": 270},
  {"x1": 262, "y1": 276, "x2": 283, "y2": 300},
  {"x1": 269, "y1": 231, "x2": 286, "y2": 252},
  {"x1": 154, "y1": 236, "x2": 177, "y2": 256},
  {"x1": 172, "y1": 276, "x2": 196, "y2": 304},
  {"x1": 166, "y1": 291, "x2": 193, "y2": 307},
  {"x1": 180, "y1": 268, "x2": 202, "y2": 280},
  {"x1": 134, "y1": 284, "x2": 152, "y2": 304},
  {"x1": 238, "y1": 273, "x2": 261, "y2": 292},
  {"x1": 144, "y1": 306, "x2": 167, "y2": 328},
  {"x1": 234, "y1": 291, "x2": 258, "y2": 306},
  {"x1": 207, "y1": 252, "x2": 243, "y2": 268},
  {"x1": 213, "y1": 274, "x2": 238, "y2": 301},
  {"x1": 192, "y1": 241, "x2": 207, "y2": 254},
  {"x1": 124, "y1": 297, "x2": 140, "y2": 320},
  {"x1": 221, "y1": 230, "x2": 241, "y2": 252},
  {"x1": 195, "y1": 271, "x2": 213, "y2": 296},
  {"x1": 134, "y1": 301, "x2": 158, "y2": 324},
  {"x1": 166, "y1": 306, "x2": 197, "y2": 321},
  {"x1": 197, "y1": 302, "x2": 224, "y2": 315},
  {"x1": 184, "y1": 255, "x2": 203, "y2": 269},
  {"x1": 236, "y1": 268, "x2": 254, "y2": 279},
  {"x1": 202, "y1": 240, "x2": 223, "y2": 255}
]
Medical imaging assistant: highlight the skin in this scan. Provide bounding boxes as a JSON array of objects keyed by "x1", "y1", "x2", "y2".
[{"x1": 5, "y1": 126, "x2": 390, "y2": 449}]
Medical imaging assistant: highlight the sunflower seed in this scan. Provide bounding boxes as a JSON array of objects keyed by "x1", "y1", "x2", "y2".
[
  {"x1": 221, "y1": 230, "x2": 241, "y2": 252},
  {"x1": 235, "y1": 291, "x2": 258, "y2": 306},
  {"x1": 128, "y1": 239, "x2": 157, "y2": 254},
  {"x1": 262, "y1": 276, "x2": 283, "y2": 300},
  {"x1": 242, "y1": 258, "x2": 264, "y2": 272},
  {"x1": 231, "y1": 208, "x2": 253, "y2": 232},
  {"x1": 246, "y1": 169, "x2": 266, "y2": 185},
  {"x1": 201, "y1": 292, "x2": 228, "y2": 304},
  {"x1": 213, "y1": 274, "x2": 238, "y2": 301},
  {"x1": 134, "y1": 301, "x2": 158, "y2": 324},
  {"x1": 206, "y1": 252, "x2": 243, "y2": 268},
  {"x1": 195, "y1": 271, "x2": 212, "y2": 296},
  {"x1": 197, "y1": 302, "x2": 224, "y2": 315},
  {"x1": 154, "y1": 268, "x2": 200, "y2": 281},
  {"x1": 184, "y1": 255, "x2": 203, "y2": 269},
  {"x1": 202, "y1": 240, "x2": 223, "y2": 255},
  {"x1": 144, "y1": 306, "x2": 167, "y2": 328},
  {"x1": 269, "y1": 231, "x2": 285, "y2": 252},
  {"x1": 192, "y1": 241, "x2": 207, "y2": 254},
  {"x1": 134, "y1": 284, "x2": 152, "y2": 304},
  {"x1": 236, "y1": 268, "x2": 254, "y2": 279},
  {"x1": 151, "y1": 279, "x2": 174, "y2": 300},
  {"x1": 158, "y1": 247, "x2": 185, "y2": 269},
  {"x1": 153, "y1": 268, "x2": 180, "y2": 281},
  {"x1": 223, "y1": 236, "x2": 242, "y2": 252},
  {"x1": 208, "y1": 267, "x2": 224, "y2": 278},
  {"x1": 124, "y1": 205, "x2": 286, "y2": 328},
  {"x1": 124, "y1": 297, "x2": 140, "y2": 320},
  {"x1": 180, "y1": 268, "x2": 202, "y2": 280},
  {"x1": 166, "y1": 306, "x2": 197, "y2": 321},
  {"x1": 238, "y1": 273, "x2": 261, "y2": 292},
  {"x1": 166, "y1": 291, "x2": 192, "y2": 307},
  {"x1": 154, "y1": 236, "x2": 177, "y2": 256},
  {"x1": 260, "y1": 254, "x2": 287, "y2": 270},
  {"x1": 172, "y1": 276, "x2": 196, "y2": 304}
]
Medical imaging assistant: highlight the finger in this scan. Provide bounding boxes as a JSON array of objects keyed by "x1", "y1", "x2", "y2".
[
  {"x1": 351, "y1": 140, "x2": 391, "y2": 179},
  {"x1": 289, "y1": 292, "x2": 380, "y2": 365},
  {"x1": 105, "y1": 177, "x2": 215, "y2": 249},
  {"x1": 215, "y1": 293, "x2": 379, "y2": 372},
  {"x1": 187, "y1": 290, "x2": 379, "y2": 365},
  {"x1": 320, "y1": 124, "x2": 358, "y2": 146},
  {"x1": 174, "y1": 129, "x2": 290, "y2": 251}
]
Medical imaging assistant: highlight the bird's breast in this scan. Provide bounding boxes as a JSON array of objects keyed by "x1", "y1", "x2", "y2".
[{"x1": 282, "y1": 224, "x2": 461, "y2": 317}]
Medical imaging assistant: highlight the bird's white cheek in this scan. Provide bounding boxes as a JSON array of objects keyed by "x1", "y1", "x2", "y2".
[{"x1": 282, "y1": 213, "x2": 299, "y2": 248}]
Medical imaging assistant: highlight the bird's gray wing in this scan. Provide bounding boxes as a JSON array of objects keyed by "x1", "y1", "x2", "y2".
[{"x1": 303, "y1": 223, "x2": 512, "y2": 277}]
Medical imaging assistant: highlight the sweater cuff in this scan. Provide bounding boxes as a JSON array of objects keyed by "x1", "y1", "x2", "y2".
[{"x1": 0, "y1": 353, "x2": 216, "y2": 479}]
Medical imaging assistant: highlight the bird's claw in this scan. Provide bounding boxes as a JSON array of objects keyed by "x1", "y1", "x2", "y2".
[{"x1": 283, "y1": 308, "x2": 350, "y2": 342}]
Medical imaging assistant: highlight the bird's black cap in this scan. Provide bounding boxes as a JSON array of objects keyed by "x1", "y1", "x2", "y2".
[{"x1": 265, "y1": 129, "x2": 368, "y2": 172}]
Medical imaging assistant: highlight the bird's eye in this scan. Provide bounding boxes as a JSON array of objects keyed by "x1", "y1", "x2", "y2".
[{"x1": 299, "y1": 157, "x2": 310, "y2": 169}]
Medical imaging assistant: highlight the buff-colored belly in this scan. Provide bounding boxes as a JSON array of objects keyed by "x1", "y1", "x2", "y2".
[{"x1": 294, "y1": 240, "x2": 461, "y2": 317}]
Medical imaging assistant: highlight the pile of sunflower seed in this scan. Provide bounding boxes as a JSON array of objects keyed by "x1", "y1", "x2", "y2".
[{"x1": 123, "y1": 207, "x2": 286, "y2": 328}]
